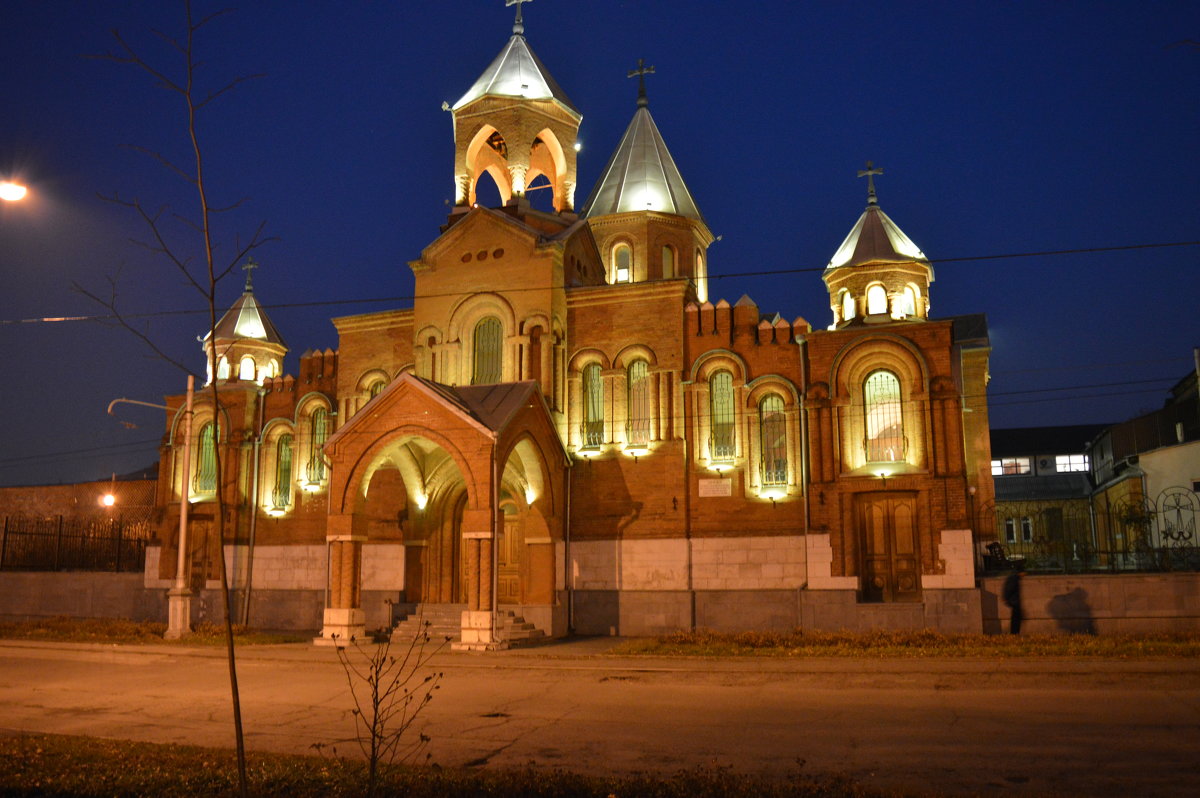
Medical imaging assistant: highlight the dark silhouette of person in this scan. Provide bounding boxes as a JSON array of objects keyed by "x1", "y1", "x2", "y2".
[{"x1": 1002, "y1": 569, "x2": 1025, "y2": 634}]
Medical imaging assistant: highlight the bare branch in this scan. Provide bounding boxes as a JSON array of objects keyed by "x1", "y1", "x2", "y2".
[
  {"x1": 72, "y1": 279, "x2": 193, "y2": 375},
  {"x1": 196, "y1": 73, "x2": 267, "y2": 110},
  {"x1": 126, "y1": 144, "x2": 196, "y2": 186}
]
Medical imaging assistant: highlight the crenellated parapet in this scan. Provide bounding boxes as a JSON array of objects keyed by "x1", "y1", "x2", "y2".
[{"x1": 684, "y1": 297, "x2": 811, "y2": 348}]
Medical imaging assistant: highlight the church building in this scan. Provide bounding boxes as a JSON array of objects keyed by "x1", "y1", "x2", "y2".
[{"x1": 149, "y1": 5, "x2": 995, "y2": 646}]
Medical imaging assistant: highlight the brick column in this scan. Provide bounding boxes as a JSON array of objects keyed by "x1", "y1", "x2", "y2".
[
  {"x1": 316, "y1": 513, "x2": 366, "y2": 646},
  {"x1": 456, "y1": 507, "x2": 505, "y2": 650}
]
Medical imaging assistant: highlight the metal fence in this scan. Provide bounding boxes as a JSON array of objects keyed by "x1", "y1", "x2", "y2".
[
  {"x1": 980, "y1": 487, "x2": 1200, "y2": 574},
  {"x1": 0, "y1": 516, "x2": 154, "y2": 573}
]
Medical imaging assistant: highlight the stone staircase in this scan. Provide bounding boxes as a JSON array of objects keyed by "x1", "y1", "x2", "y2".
[{"x1": 390, "y1": 603, "x2": 546, "y2": 647}]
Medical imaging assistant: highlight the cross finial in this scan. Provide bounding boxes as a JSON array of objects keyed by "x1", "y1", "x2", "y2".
[
  {"x1": 242, "y1": 257, "x2": 259, "y2": 292},
  {"x1": 628, "y1": 58, "x2": 656, "y2": 107},
  {"x1": 506, "y1": 0, "x2": 532, "y2": 35},
  {"x1": 858, "y1": 160, "x2": 884, "y2": 206}
]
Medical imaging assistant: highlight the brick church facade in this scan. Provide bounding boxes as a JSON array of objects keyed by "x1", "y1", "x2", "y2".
[{"x1": 150, "y1": 8, "x2": 995, "y2": 646}]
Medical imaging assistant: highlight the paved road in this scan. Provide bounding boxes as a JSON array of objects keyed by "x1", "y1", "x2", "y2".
[{"x1": 1, "y1": 638, "x2": 1198, "y2": 796}]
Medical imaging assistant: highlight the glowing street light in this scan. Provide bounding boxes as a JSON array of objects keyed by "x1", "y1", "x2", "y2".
[{"x1": 0, "y1": 181, "x2": 28, "y2": 201}]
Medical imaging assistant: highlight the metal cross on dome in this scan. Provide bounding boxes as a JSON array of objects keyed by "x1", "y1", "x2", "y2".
[
  {"x1": 858, "y1": 161, "x2": 884, "y2": 205},
  {"x1": 507, "y1": 0, "x2": 532, "y2": 34},
  {"x1": 242, "y1": 257, "x2": 259, "y2": 291},
  {"x1": 628, "y1": 58, "x2": 656, "y2": 107}
]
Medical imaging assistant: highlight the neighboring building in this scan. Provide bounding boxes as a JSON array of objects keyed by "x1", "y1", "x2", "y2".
[
  {"x1": 148, "y1": 8, "x2": 994, "y2": 645},
  {"x1": 1089, "y1": 369, "x2": 1200, "y2": 567},
  {"x1": 987, "y1": 425, "x2": 1106, "y2": 556}
]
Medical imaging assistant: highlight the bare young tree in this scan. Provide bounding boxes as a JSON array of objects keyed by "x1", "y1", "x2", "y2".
[
  {"x1": 82, "y1": 3, "x2": 276, "y2": 795},
  {"x1": 318, "y1": 619, "x2": 449, "y2": 798}
]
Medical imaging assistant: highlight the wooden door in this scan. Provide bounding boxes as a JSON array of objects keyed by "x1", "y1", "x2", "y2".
[
  {"x1": 496, "y1": 511, "x2": 521, "y2": 603},
  {"x1": 856, "y1": 492, "x2": 921, "y2": 602}
]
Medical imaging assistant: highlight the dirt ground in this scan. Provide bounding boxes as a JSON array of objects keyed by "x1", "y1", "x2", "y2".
[{"x1": 2, "y1": 637, "x2": 1198, "y2": 796}]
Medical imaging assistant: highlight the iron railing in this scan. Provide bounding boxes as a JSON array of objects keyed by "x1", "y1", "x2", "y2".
[
  {"x1": 0, "y1": 516, "x2": 152, "y2": 573},
  {"x1": 980, "y1": 487, "x2": 1199, "y2": 574}
]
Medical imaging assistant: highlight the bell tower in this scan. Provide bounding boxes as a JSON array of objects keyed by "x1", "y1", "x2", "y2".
[
  {"x1": 582, "y1": 60, "x2": 714, "y2": 299},
  {"x1": 449, "y1": 0, "x2": 582, "y2": 213},
  {"x1": 822, "y1": 162, "x2": 934, "y2": 328}
]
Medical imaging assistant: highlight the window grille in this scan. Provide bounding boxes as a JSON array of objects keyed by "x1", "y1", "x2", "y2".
[
  {"x1": 864, "y1": 370, "x2": 904, "y2": 462},
  {"x1": 306, "y1": 408, "x2": 328, "y2": 483},
  {"x1": 195, "y1": 422, "x2": 218, "y2": 494},
  {"x1": 759, "y1": 395, "x2": 787, "y2": 486},
  {"x1": 626, "y1": 360, "x2": 650, "y2": 447},
  {"x1": 272, "y1": 434, "x2": 293, "y2": 508},
  {"x1": 582, "y1": 363, "x2": 604, "y2": 447},
  {"x1": 710, "y1": 371, "x2": 735, "y2": 461},
  {"x1": 472, "y1": 316, "x2": 502, "y2": 384}
]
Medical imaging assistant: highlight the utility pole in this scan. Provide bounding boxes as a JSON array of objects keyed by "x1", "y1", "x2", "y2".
[{"x1": 166, "y1": 376, "x2": 196, "y2": 639}]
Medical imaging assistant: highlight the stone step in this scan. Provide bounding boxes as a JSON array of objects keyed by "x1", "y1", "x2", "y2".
[{"x1": 390, "y1": 604, "x2": 547, "y2": 646}]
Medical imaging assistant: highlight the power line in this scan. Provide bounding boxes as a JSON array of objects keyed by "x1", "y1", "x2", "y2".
[{"x1": 3, "y1": 238, "x2": 1198, "y2": 326}]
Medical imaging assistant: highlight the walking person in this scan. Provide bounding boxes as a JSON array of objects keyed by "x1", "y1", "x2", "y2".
[{"x1": 1002, "y1": 568, "x2": 1025, "y2": 634}]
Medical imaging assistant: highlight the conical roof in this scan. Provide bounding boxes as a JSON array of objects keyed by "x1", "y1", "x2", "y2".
[
  {"x1": 205, "y1": 278, "x2": 285, "y2": 346},
  {"x1": 581, "y1": 105, "x2": 705, "y2": 221},
  {"x1": 452, "y1": 34, "x2": 579, "y2": 117},
  {"x1": 825, "y1": 202, "x2": 927, "y2": 272}
]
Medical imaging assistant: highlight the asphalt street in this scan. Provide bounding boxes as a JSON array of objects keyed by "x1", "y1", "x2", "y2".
[{"x1": 1, "y1": 637, "x2": 1198, "y2": 796}]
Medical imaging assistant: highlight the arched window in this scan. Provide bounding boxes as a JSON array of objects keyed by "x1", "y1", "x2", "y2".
[
  {"x1": 216, "y1": 356, "x2": 230, "y2": 381},
  {"x1": 695, "y1": 251, "x2": 708, "y2": 303},
  {"x1": 472, "y1": 316, "x2": 502, "y2": 384},
  {"x1": 528, "y1": 326, "x2": 543, "y2": 385},
  {"x1": 864, "y1": 370, "x2": 904, "y2": 462},
  {"x1": 369, "y1": 381, "x2": 386, "y2": 398},
  {"x1": 582, "y1": 363, "x2": 604, "y2": 448},
  {"x1": 662, "y1": 246, "x2": 675, "y2": 279},
  {"x1": 866, "y1": 284, "x2": 888, "y2": 315},
  {"x1": 759, "y1": 395, "x2": 787, "y2": 486},
  {"x1": 901, "y1": 285, "x2": 919, "y2": 318},
  {"x1": 710, "y1": 371, "x2": 735, "y2": 462},
  {"x1": 626, "y1": 359, "x2": 650, "y2": 447},
  {"x1": 272, "y1": 434, "x2": 293, "y2": 508},
  {"x1": 239, "y1": 355, "x2": 256, "y2": 381},
  {"x1": 840, "y1": 290, "x2": 855, "y2": 322},
  {"x1": 614, "y1": 244, "x2": 632, "y2": 283},
  {"x1": 195, "y1": 422, "x2": 218, "y2": 494},
  {"x1": 306, "y1": 408, "x2": 328, "y2": 483}
]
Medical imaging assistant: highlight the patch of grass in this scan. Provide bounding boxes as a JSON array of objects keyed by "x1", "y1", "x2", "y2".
[
  {"x1": 0, "y1": 733, "x2": 901, "y2": 797},
  {"x1": 0, "y1": 616, "x2": 309, "y2": 645},
  {"x1": 611, "y1": 629, "x2": 1200, "y2": 659}
]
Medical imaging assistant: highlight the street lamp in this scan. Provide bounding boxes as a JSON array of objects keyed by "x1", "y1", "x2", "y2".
[
  {"x1": 0, "y1": 181, "x2": 27, "y2": 201},
  {"x1": 109, "y1": 375, "x2": 196, "y2": 639}
]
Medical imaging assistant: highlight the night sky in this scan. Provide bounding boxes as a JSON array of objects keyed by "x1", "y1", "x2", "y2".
[{"x1": 1, "y1": 1, "x2": 1197, "y2": 487}]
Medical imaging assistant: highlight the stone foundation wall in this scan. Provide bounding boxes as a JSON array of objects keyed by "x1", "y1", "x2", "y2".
[{"x1": 979, "y1": 572, "x2": 1200, "y2": 634}]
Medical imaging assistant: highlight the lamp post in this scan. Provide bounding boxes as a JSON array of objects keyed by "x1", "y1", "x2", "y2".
[{"x1": 109, "y1": 375, "x2": 196, "y2": 638}]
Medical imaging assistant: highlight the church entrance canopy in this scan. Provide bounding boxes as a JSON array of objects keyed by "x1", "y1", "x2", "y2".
[{"x1": 318, "y1": 375, "x2": 568, "y2": 647}]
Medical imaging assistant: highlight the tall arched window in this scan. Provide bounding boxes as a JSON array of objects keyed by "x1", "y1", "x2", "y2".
[
  {"x1": 195, "y1": 422, "x2": 218, "y2": 494},
  {"x1": 473, "y1": 316, "x2": 502, "y2": 384},
  {"x1": 759, "y1": 395, "x2": 787, "y2": 486},
  {"x1": 864, "y1": 370, "x2": 904, "y2": 462},
  {"x1": 710, "y1": 371, "x2": 735, "y2": 462},
  {"x1": 238, "y1": 355, "x2": 256, "y2": 381},
  {"x1": 216, "y1": 356, "x2": 231, "y2": 381},
  {"x1": 626, "y1": 359, "x2": 650, "y2": 447},
  {"x1": 307, "y1": 408, "x2": 328, "y2": 483},
  {"x1": 901, "y1": 285, "x2": 919, "y2": 318},
  {"x1": 866, "y1": 284, "x2": 888, "y2": 315},
  {"x1": 369, "y1": 381, "x2": 386, "y2": 398},
  {"x1": 662, "y1": 246, "x2": 675, "y2": 279},
  {"x1": 272, "y1": 434, "x2": 293, "y2": 508},
  {"x1": 614, "y1": 244, "x2": 632, "y2": 283},
  {"x1": 840, "y1": 290, "x2": 855, "y2": 322},
  {"x1": 582, "y1": 363, "x2": 604, "y2": 448},
  {"x1": 695, "y1": 251, "x2": 708, "y2": 303}
]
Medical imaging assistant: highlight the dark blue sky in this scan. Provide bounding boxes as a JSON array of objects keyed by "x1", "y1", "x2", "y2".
[{"x1": 1, "y1": 1, "x2": 1197, "y2": 486}]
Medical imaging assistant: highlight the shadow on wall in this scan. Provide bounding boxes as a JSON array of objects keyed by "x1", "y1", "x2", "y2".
[{"x1": 1046, "y1": 587, "x2": 1097, "y2": 635}]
